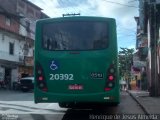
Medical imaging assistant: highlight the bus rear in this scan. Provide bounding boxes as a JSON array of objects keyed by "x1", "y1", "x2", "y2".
[{"x1": 34, "y1": 16, "x2": 119, "y2": 107}]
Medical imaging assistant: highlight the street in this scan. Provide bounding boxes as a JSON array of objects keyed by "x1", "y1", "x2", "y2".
[{"x1": 0, "y1": 90, "x2": 145, "y2": 120}]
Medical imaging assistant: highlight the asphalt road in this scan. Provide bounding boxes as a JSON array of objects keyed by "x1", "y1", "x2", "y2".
[{"x1": 0, "y1": 90, "x2": 145, "y2": 120}]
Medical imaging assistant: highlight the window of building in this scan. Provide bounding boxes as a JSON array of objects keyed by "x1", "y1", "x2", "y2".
[
  {"x1": 33, "y1": 49, "x2": 34, "y2": 56},
  {"x1": 18, "y1": 1, "x2": 25, "y2": 8},
  {"x1": 2, "y1": 34, "x2": 5, "y2": 41},
  {"x1": 26, "y1": 21, "x2": 30, "y2": 32},
  {"x1": 9, "y1": 42, "x2": 14, "y2": 55},
  {"x1": 6, "y1": 16, "x2": 11, "y2": 26},
  {"x1": 36, "y1": 12, "x2": 40, "y2": 18},
  {"x1": 23, "y1": 43, "x2": 29, "y2": 56},
  {"x1": 27, "y1": 6, "x2": 34, "y2": 17}
]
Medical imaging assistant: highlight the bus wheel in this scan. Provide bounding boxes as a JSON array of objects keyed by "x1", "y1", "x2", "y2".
[
  {"x1": 59, "y1": 102, "x2": 76, "y2": 108},
  {"x1": 59, "y1": 103, "x2": 68, "y2": 108},
  {"x1": 110, "y1": 103, "x2": 119, "y2": 106},
  {"x1": 21, "y1": 88, "x2": 29, "y2": 92}
]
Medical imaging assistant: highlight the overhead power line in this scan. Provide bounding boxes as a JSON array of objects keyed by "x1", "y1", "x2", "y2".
[
  {"x1": 103, "y1": 0, "x2": 139, "y2": 8},
  {"x1": 128, "y1": 0, "x2": 138, "y2": 3}
]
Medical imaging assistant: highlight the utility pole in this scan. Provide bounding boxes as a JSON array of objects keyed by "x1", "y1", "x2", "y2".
[
  {"x1": 149, "y1": 1, "x2": 159, "y2": 97},
  {"x1": 153, "y1": 2, "x2": 159, "y2": 96}
]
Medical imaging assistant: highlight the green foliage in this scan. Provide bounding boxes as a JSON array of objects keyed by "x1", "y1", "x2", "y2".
[{"x1": 118, "y1": 47, "x2": 134, "y2": 77}]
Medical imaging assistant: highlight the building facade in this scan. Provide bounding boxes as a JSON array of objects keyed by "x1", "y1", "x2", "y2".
[
  {"x1": 136, "y1": 0, "x2": 160, "y2": 96},
  {"x1": 0, "y1": 0, "x2": 49, "y2": 89}
]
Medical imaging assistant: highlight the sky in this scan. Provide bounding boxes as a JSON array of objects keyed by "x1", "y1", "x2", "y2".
[{"x1": 29, "y1": 0, "x2": 139, "y2": 51}]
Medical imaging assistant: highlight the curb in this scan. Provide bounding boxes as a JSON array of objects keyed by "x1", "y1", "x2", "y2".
[{"x1": 127, "y1": 90, "x2": 150, "y2": 115}]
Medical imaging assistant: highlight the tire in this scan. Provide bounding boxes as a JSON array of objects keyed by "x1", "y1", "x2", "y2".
[
  {"x1": 111, "y1": 103, "x2": 119, "y2": 106},
  {"x1": 58, "y1": 102, "x2": 75, "y2": 108},
  {"x1": 21, "y1": 88, "x2": 29, "y2": 92},
  {"x1": 59, "y1": 103, "x2": 68, "y2": 108},
  {"x1": 59, "y1": 103, "x2": 65, "y2": 108}
]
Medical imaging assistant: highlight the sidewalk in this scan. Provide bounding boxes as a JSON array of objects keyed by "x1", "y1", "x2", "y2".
[{"x1": 127, "y1": 90, "x2": 160, "y2": 114}]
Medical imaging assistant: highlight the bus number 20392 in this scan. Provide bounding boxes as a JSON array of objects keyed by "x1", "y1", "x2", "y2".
[{"x1": 49, "y1": 74, "x2": 74, "y2": 80}]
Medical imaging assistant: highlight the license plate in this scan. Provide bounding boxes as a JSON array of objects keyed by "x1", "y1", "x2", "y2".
[
  {"x1": 90, "y1": 72, "x2": 103, "y2": 79},
  {"x1": 68, "y1": 85, "x2": 83, "y2": 90}
]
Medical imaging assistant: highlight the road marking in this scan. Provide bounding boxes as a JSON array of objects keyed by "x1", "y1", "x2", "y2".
[{"x1": 0, "y1": 101, "x2": 66, "y2": 114}]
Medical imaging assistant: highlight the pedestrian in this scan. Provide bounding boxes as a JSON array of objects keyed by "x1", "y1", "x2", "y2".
[
  {"x1": 5, "y1": 76, "x2": 11, "y2": 89},
  {"x1": 124, "y1": 83, "x2": 127, "y2": 91}
]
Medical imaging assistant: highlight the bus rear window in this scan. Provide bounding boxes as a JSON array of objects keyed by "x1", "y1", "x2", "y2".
[{"x1": 42, "y1": 21, "x2": 109, "y2": 50}]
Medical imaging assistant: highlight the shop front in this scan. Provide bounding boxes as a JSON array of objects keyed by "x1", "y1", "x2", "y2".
[{"x1": 18, "y1": 56, "x2": 34, "y2": 78}]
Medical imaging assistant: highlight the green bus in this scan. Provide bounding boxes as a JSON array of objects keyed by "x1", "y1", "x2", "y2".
[{"x1": 34, "y1": 16, "x2": 120, "y2": 108}]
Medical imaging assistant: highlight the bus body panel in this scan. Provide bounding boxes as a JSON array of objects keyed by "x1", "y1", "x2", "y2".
[
  {"x1": 34, "y1": 16, "x2": 120, "y2": 104},
  {"x1": 34, "y1": 87, "x2": 119, "y2": 103}
]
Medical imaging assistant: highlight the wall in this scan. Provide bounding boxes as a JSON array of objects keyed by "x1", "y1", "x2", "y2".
[
  {"x1": 17, "y1": 0, "x2": 42, "y2": 40},
  {"x1": 11, "y1": 68, "x2": 18, "y2": 83},
  {"x1": 0, "y1": 31, "x2": 29, "y2": 62},
  {"x1": 0, "y1": 0, "x2": 17, "y2": 15},
  {"x1": 0, "y1": 14, "x2": 19, "y2": 34}
]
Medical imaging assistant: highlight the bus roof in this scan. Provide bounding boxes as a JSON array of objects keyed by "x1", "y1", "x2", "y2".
[{"x1": 36, "y1": 16, "x2": 116, "y2": 24}]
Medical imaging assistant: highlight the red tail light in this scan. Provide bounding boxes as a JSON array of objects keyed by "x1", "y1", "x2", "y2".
[
  {"x1": 105, "y1": 88, "x2": 111, "y2": 91},
  {"x1": 105, "y1": 64, "x2": 116, "y2": 91},
  {"x1": 38, "y1": 76, "x2": 43, "y2": 81},
  {"x1": 42, "y1": 88, "x2": 48, "y2": 92},
  {"x1": 108, "y1": 75, "x2": 114, "y2": 81},
  {"x1": 36, "y1": 62, "x2": 47, "y2": 92}
]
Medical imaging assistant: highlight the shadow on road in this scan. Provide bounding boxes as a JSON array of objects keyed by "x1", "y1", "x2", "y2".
[{"x1": 62, "y1": 106, "x2": 118, "y2": 120}]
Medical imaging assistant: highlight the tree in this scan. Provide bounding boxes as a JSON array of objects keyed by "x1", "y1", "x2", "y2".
[{"x1": 118, "y1": 47, "x2": 134, "y2": 79}]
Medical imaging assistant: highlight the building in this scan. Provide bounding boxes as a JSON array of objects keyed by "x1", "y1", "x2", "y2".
[
  {"x1": 131, "y1": 52, "x2": 147, "y2": 90},
  {"x1": 136, "y1": 0, "x2": 160, "y2": 96},
  {"x1": 0, "y1": 0, "x2": 49, "y2": 89}
]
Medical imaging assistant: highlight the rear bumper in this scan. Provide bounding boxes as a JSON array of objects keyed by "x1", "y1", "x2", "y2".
[
  {"x1": 34, "y1": 89, "x2": 120, "y2": 103},
  {"x1": 21, "y1": 84, "x2": 34, "y2": 89}
]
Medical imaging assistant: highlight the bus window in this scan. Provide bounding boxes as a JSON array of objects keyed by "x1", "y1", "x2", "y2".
[{"x1": 42, "y1": 21, "x2": 109, "y2": 50}]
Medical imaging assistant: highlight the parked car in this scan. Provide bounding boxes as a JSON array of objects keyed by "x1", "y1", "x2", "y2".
[{"x1": 20, "y1": 77, "x2": 34, "y2": 92}]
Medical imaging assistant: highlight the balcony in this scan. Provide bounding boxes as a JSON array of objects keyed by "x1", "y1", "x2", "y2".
[
  {"x1": 137, "y1": 34, "x2": 148, "y2": 48},
  {"x1": 19, "y1": 18, "x2": 35, "y2": 40},
  {"x1": 0, "y1": 50, "x2": 24, "y2": 64},
  {"x1": 138, "y1": 47, "x2": 148, "y2": 61},
  {"x1": 24, "y1": 56, "x2": 34, "y2": 66}
]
